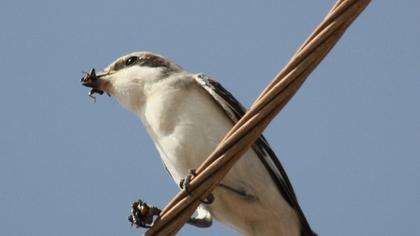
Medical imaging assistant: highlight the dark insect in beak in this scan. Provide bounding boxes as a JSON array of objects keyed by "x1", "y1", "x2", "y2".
[
  {"x1": 81, "y1": 68, "x2": 104, "y2": 103},
  {"x1": 87, "y1": 88, "x2": 104, "y2": 103}
]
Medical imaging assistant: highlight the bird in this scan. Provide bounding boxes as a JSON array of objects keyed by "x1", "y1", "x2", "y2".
[{"x1": 81, "y1": 51, "x2": 317, "y2": 236}]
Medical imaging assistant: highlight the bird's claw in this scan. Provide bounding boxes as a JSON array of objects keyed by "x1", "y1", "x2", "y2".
[
  {"x1": 128, "y1": 199, "x2": 161, "y2": 228},
  {"x1": 179, "y1": 169, "x2": 215, "y2": 205},
  {"x1": 179, "y1": 169, "x2": 196, "y2": 192}
]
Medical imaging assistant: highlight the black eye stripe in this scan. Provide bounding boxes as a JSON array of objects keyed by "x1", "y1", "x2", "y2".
[{"x1": 111, "y1": 54, "x2": 179, "y2": 72}]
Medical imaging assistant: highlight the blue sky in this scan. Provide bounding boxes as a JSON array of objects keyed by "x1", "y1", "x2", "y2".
[{"x1": 1, "y1": 1, "x2": 419, "y2": 235}]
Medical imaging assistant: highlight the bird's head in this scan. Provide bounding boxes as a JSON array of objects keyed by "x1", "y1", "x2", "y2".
[{"x1": 81, "y1": 52, "x2": 183, "y2": 112}]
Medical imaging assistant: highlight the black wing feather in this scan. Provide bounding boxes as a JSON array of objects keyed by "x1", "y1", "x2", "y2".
[{"x1": 195, "y1": 74, "x2": 315, "y2": 236}]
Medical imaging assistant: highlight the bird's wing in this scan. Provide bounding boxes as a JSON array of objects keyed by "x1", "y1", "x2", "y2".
[{"x1": 194, "y1": 74, "x2": 315, "y2": 236}]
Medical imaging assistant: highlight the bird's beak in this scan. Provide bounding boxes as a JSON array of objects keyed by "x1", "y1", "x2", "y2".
[{"x1": 80, "y1": 68, "x2": 111, "y2": 99}]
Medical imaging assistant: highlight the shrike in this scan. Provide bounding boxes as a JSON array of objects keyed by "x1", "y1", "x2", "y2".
[{"x1": 81, "y1": 52, "x2": 317, "y2": 236}]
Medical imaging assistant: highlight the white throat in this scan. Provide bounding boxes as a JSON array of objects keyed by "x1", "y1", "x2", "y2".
[{"x1": 109, "y1": 66, "x2": 166, "y2": 113}]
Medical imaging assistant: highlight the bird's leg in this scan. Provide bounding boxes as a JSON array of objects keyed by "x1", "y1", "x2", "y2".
[
  {"x1": 178, "y1": 169, "x2": 195, "y2": 193},
  {"x1": 179, "y1": 169, "x2": 215, "y2": 205},
  {"x1": 128, "y1": 199, "x2": 212, "y2": 229}
]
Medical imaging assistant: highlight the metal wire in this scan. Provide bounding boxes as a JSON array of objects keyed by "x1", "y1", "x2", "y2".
[{"x1": 145, "y1": 1, "x2": 371, "y2": 235}]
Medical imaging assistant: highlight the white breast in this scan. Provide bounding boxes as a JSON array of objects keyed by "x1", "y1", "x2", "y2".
[
  {"x1": 135, "y1": 79, "x2": 300, "y2": 236},
  {"x1": 140, "y1": 81, "x2": 229, "y2": 182}
]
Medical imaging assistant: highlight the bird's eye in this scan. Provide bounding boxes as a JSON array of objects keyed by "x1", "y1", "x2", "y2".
[{"x1": 125, "y1": 56, "x2": 138, "y2": 66}]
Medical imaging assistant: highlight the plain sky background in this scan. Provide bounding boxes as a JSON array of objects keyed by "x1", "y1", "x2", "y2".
[{"x1": 1, "y1": 1, "x2": 419, "y2": 236}]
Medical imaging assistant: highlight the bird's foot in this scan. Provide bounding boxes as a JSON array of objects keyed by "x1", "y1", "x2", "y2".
[
  {"x1": 179, "y1": 169, "x2": 215, "y2": 205},
  {"x1": 127, "y1": 199, "x2": 213, "y2": 229},
  {"x1": 128, "y1": 199, "x2": 161, "y2": 228}
]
